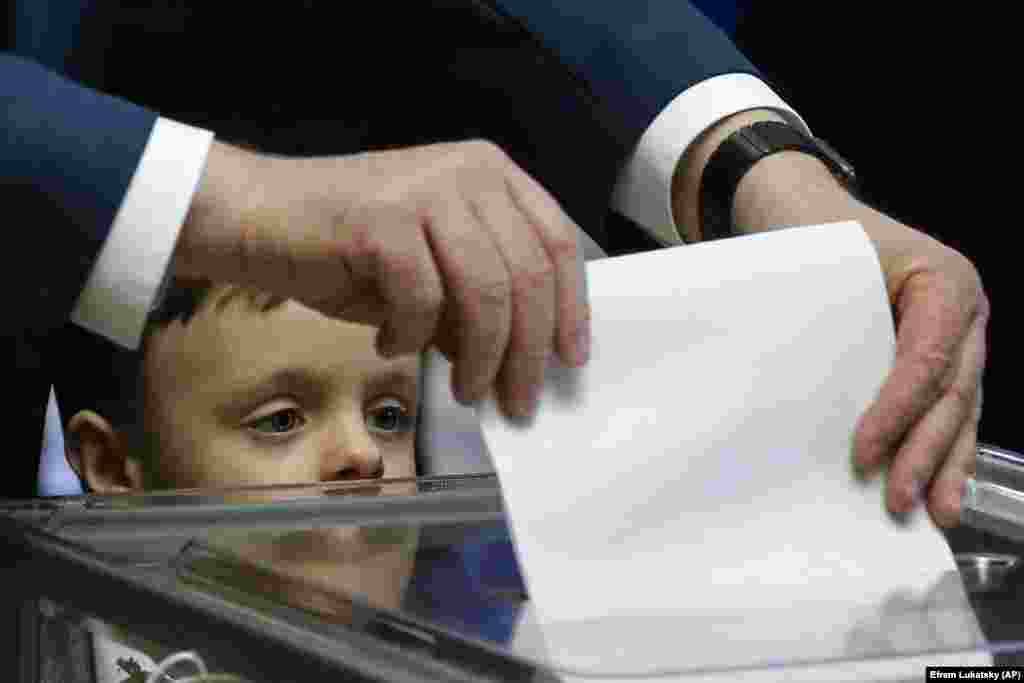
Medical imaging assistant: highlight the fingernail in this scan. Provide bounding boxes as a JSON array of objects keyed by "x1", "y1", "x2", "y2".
[
  {"x1": 517, "y1": 387, "x2": 539, "y2": 420},
  {"x1": 503, "y1": 402, "x2": 534, "y2": 426},
  {"x1": 574, "y1": 326, "x2": 590, "y2": 366},
  {"x1": 504, "y1": 386, "x2": 538, "y2": 424},
  {"x1": 453, "y1": 381, "x2": 476, "y2": 406},
  {"x1": 892, "y1": 481, "x2": 922, "y2": 516},
  {"x1": 889, "y1": 507, "x2": 912, "y2": 526},
  {"x1": 909, "y1": 479, "x2": 924, "y2": 506}
]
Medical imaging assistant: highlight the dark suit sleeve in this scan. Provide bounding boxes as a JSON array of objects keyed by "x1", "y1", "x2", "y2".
[
  {"x1": 4, "y1": 53, "x2": 157, "y2": 497},
  {"x1": 487, "y1": 0, "x2": 761, "y2": 147},
  {"x1": 2, "y1": 53, "x2": 158, "y2": 334},
  {"x1": 453, "y1": 0, "x2": 761, "y2": 254}
]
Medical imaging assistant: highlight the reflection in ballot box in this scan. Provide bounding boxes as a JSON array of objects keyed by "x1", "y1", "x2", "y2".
[{"x1": 6, "y1": 456, "x2": 1024, "y2": 682}]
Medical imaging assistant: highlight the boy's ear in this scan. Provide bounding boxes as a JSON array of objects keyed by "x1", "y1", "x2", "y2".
[{"x1": 65, "y1": 410, "x2": 146, "y2": 494}]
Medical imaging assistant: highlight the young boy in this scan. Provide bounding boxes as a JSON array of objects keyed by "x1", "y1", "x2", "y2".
[
  {"x1": 50, "y1": 278, "x2": 437, "y2": 682},
  {"x1": 45, "y1": 138, "x2": 519, "y2": 681},
  {"x1": 56, "y1": 277, "x2": 422, "y2": 494}
]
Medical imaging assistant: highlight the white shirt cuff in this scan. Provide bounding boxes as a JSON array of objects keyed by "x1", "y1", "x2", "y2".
[
  {"x1": 71, "y1": 117, "x2": 214, "y2": 349},
  {"x1": 611, "y1": 73, "x2": 810, "y2": 246}
]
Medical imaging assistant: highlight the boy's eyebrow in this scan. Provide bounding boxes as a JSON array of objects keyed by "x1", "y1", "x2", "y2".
[
  {"x1": 365, "y1": 367, "x2": 420, "y2": 399},
  {"x1": 217, "y1": 368, "x2": 328, "y2": 418}
]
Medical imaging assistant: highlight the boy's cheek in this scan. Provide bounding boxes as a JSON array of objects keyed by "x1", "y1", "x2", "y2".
[
  {"x1": 211, "y1": 434, "x2": 327, "y2": 489},
  {"x1": 148, "y1": 429, "x2": 261, "y2": 489}
]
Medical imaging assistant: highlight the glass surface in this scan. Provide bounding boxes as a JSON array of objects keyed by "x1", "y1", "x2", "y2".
[
  {"x1": 174, "y1": 515, "x2": 1013, "y2": 677},
  {"x1": 0, "y1": 472, "x2": 492, "y2": 510},
  {"x1": 9, "y1": 475, "x2": 1024, "y2": 679}
]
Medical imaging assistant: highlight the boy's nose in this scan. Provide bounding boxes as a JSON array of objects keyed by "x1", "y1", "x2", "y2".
[{"x1": 319, "y1": 420, "x2": 383, "y2": 481}]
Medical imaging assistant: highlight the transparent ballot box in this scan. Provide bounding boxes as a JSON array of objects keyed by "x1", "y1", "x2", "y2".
[{"x1": 6, "y1": 447, "x2": 1024, "y2": 682}]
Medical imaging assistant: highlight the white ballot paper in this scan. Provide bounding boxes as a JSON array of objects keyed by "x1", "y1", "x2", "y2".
[{"x1": 479, "y1": 222, "x2": 989, "y2": 680}]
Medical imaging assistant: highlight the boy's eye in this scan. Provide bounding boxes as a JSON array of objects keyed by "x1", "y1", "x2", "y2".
[
  {"x1": 367, "y1": 399, "x2": 413, "y2": 435},
  {"x1": 247, "y1": 408, "x2": 306, "y2": 434}
]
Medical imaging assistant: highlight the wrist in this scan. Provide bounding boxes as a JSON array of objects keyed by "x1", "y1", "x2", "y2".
[
  {"x1": 731, "y1": 150, "x2": 861, "y2": 235},
  {"x1": 172, "y1": 141, "x2": 267, "y2": 283},
  {"x1": 672, "y1": 108, "x2": 789, "y2": 242}
]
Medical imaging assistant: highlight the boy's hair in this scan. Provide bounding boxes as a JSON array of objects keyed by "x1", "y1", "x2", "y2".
[{"x1": 52, "y1": 279, "x2": 287, "y2": 457}]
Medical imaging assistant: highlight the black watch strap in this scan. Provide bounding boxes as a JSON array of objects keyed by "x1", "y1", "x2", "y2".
[{"x1": 699, "y1": 120, "x2": 857, "y2": 242}]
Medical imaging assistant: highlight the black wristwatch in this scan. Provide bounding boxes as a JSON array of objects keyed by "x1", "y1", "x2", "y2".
[{"x1": 699, "y1": 120, "x2": 858, "y2": 241}]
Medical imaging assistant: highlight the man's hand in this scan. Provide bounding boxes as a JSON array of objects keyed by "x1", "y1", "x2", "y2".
[
  {"x1": 174, "y1": 139, "x2": 591, "y2": 420},
  {"x1": 849, "y1": 205, "x2": 988, "y2": 528},
  {"x1": 673, "y1": 107, "x2": 989, "y2": 527},
  {"x1": 728, "y1": 148, "x2": 988, "y2": 528}
]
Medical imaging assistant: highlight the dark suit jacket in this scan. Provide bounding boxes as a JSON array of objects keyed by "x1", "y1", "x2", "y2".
[{"x1": 6, "y1": 0, "x2": 759, "y2": 497}]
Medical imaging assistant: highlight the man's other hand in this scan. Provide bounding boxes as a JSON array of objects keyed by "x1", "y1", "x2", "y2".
[
  {"x1": 175, "y1": 140, "x2": 591, "y2": 421},
  {"x1": 851, "y1": 207, "x2": 988, "y2": 528}
]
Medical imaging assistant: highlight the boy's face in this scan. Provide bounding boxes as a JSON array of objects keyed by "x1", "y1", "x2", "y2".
[
  {"x1": 70, "y1": 288, "x2": 420, "y2": 492},
  {"x1": 144, "y1": 292, "x2": 420, "y2": 489}
]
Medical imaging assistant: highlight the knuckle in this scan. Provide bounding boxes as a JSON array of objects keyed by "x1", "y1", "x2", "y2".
[
  {"x1": 907, "y1": 349, "x2": 955, "y2": 396},
  {"x1": 949, "y1": 248, "x2": 976, "y2": 274},
  {"x1": 400, "y1": 284, "x2": 443, "y2": 326},
  {"x1": 379, "y1": 247, "x2": 420, "y2": 280},
  {"x1": 471, "y1": 276, "x2": 513, "y2": 311},
  {"x1": 912, "y1": 426, "x2": 951, "y2": 459},
  {"x1": 949, "y1": 250, "x2": 985, "y2": 296},
  {"x1": 856, "y1": 420, "x2": 890, "y2": 456},
  {"x1": 461, "y1": 323, "x2": 509, "y2": 373},
  {"x1": 508, "y1": 264, "x2": 556, "y2": 298},
  {"x1": 546, "y1": 234, "x2": 579, "y2": 263},
  {"x1": 506, "y1": 344, "x2": 551, "y2": 372},
  {"x1": 944, "y1": 381, "x2": 974, "y2": 414},
  {"x1": 452, "y1": 140, "x2": 509, "y2": 179},
  {"x1": 412, "y1": 281, "x2": 444, "y2": 315},
  {"x1": 464, "y1": 138, "x2": 507, "y2": 162},
  {"x1": 351, "y1": 197, "x2": 420, "y2": 239},
  {"x1": 329, "y1": 219, "x2": 378, "y2": 273}
]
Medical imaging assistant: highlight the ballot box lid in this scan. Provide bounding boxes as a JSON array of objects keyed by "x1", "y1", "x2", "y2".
[{"x1": 4, "y1": 473, "x2": 1024, "y2": 681}]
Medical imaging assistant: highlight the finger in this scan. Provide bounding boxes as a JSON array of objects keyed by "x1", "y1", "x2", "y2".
[
  {"x1": 928, "y1": 387, "x2": 982, "y2": 529},
  {"x1": 291, "y1": 226, "x2": 385, "y2": 327},
  {"x1": 852, "y1": 274, "x2": 973, "y2": 475},
  {"x1": 884, "y1": 311, "x2": 986, "y2": 516},
  {"x1": 322, "y1": 209, "x2": 444, "y2": 356},
  {"x1": 472, "y1": 189, "x2": 557, "y2": 420},
  {"x1": 371, "y1": 219, "x2": 446, "y2": 359},
  {"x1": 426, "y1": 197, "x2": 513, "y2": 405},
  {"x1": 504, "y1": 163, "x2": 590, "y2": 368}
]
